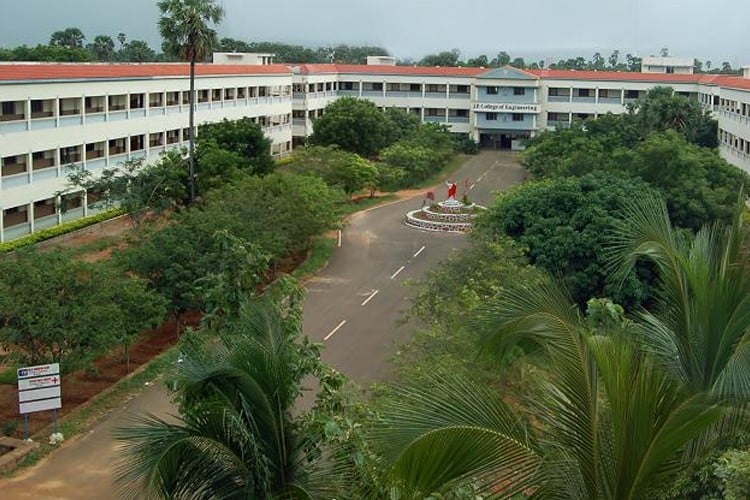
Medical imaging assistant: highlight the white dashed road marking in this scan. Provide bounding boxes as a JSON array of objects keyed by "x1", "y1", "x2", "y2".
[
  {"x1": 361, "y1": 289, "x2": 379, "y2": 306},
  {"x1": 324, "y1": 320, "x2": 347, "y2": 341}
]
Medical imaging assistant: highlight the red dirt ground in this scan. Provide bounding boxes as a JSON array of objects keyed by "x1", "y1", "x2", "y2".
[{"x1": 0, "y1": 312, "x2": 201, "y2": 439}]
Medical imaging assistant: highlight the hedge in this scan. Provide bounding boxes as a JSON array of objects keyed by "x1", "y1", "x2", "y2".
[{"x1": 0, "y1": 209, "x2": 124, "y2": 254}]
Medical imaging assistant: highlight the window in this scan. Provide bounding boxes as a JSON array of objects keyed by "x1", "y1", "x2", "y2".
[
  {"x1": 512, "y1": 113, "x2": 524, "y2": 121},
  {"x1": 625, "y1": 90, "x2": 640, "y2": 99},
  {"x1": 410, "y1": 83, "x2": 421, "y2": 92},
  {"x1": 149, "y1": 93, "x2": 163, "y2": 107},
  {"x1": 666, "y1": 66, "x2": 675, "y2": 74},
  {"x1": 129, "y1": 94, "x2": 144, "y2": 109},
  {"x1": 577, "y1": 88, "x2": 591, "y2": 98},
  {"x1": 3, "y1": 205, "x2": 28, "y2": 227},
  {"x1": 513, "y1": 87, "x2": 525, "y2": 96},
  {"x1": 371, "y1": 82, "x2": 383, "y2": 91},
  {"x1": 486, "y1": 112, "x2": 497, "y2": 120},
  {"x1": 454, "y1": 85, "x2": 469, "y2": 94},
  {"x1": 60, "y1": 146, "x2": 81, "y2": 163},
  {"x1": 486, "y1": 86, "x2": 499, "y2": 95}
]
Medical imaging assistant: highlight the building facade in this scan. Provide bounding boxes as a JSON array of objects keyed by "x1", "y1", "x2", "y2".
[{"x1": 1, "y1": 58, "x2": 750, "y2": 242}]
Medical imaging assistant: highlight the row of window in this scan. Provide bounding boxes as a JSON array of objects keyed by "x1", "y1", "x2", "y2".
[
  {"x1": 548, "y1": 88, "x2": 644, "y2": 99},
  {"x1": 485, "y1": 112, "x2": 527, "y2": 122},
  {"x1": 293, "y1": 82, "x2": 338, "y2": 93},
  {"x1": 2, "y1": 193, "x2": 85, "y2": 229},
  {"x1": 720, "y1": 128, "x2": 750, "y2": 155},
  {"x1": 0, "y1": 86, "x2": 293, "y2": 122},
  {"x1": 1, "y1": 114, "x2": 292, "y2": 177},
  {"x1": 718, "y1": 98, "x2": 750, "y2": 117},
  {"x1": 486, "y1": 87, "x2": 526, "y2": 96},
  {"x1": 338, "y1": 82, "x2": 471, "y2": 94}
]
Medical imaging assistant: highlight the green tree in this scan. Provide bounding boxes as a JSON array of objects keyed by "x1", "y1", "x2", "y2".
[
  {"x1": 49, "y1": 27, "x2": 85, "y2": 49},
  {"x1": 628, "y1": 87, "x2": 718, "y2": 148},
  {"x1": 383, "y1": 107, "x2": 421, "y2": 144},
  {"x1": 115, "y1": 298, "x2": 342, "y2": 499},
  {"x1": 0, "y1": 251, "x2": 165, "y2": 370},
  {"x1": 590, "y1": 52, "x2": 606, "y2": 70},
  {"x1": 118, "y1": 40, "x2": 157, "y2": 62},
  {"x1": 476, "y1": 172, "x2": 657, "y2": 307},
  {"x1": 491, "y1": 50, "x2": 511, "y2": 67},
  {"x1": 419, "y1": 49, "x2": 460, "y2": 67},
  {"x1": 608, "y1": 50, "x2": 621, "y2": 68},
  {"x1": 196, "y1": 117, "x2": 274, "y2": 176},
  {"x1": 608, "y1": 195, "x2": 750, "y2": 402},
  {"x1": 373, "y1": 280, "x2": 724, "y2": 498},
  {"x1": 62, "y1": 155, "x2": 187, "y2": 227},
  {"x1": 380, "y1": 142, "x2": 437, "y2": 186},
  {"x1": 285, "y1": 146, "x2": 377, "y2": 198},
  {"x1": 626, "y1": 53, "x2": 642, "y2": 71},
  {"x1": 465, "y1": 54, "x2": 489, "y2": 67},
  {"x1": 90, "y1": 35, "x2": 115, "y2": 61},
  {"x1": 309, "y1": 97, "x2": 392, "y2": 158},
  {"x1": 510, "y1": 56, "x2": 526, "y2": 68},
  {"x1": 158, "y1": 0, "x2": 225, "y2": 204}
]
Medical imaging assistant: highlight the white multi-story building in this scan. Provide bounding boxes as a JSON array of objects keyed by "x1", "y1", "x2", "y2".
[
  {"x1": 2, "y1": 56, "x2": 750, "y2": 242},
  {"x1": 0, "y1": 62, "x2": 293, "y2": 241}
]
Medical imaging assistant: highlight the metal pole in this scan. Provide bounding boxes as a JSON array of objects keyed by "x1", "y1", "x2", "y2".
[{"x1": 23, "y1": 414, "x2": 29, "y2": 440}]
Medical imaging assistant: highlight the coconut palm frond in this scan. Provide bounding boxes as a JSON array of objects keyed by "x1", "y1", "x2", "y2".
[{"x1": 372, "y1": 371, "x2": 541, "y2": 498}]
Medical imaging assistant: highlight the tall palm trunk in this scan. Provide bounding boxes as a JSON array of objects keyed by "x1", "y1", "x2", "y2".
[{"x1": 188, "y1": 55, "x2": 196, "y2": 204}]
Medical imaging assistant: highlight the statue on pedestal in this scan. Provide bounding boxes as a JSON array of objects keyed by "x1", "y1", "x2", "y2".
[{"x1": 445, "y1": 181, "x2": 458, "y2": 200}]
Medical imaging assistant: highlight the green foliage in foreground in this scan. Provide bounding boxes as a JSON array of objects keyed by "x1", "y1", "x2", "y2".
[
  {"x1": 0, "y1": 209, "x2": 123, "y2": 253},
  {"x1": 115, "y1": 295, "x2": 346, "y2": 499}
]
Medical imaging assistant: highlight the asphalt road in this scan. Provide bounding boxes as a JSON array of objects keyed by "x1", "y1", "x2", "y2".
[
  {"x1": 302, "y1": 151, "x2": 527, "y2": 384},
  {"x1": 0, "y1": 151, "x2": 526, "y2": 499}
]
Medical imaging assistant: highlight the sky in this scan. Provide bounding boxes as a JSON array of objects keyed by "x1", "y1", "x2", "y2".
[{"x1": 1, "y1": 0, "x2": 748, "y2": 65}]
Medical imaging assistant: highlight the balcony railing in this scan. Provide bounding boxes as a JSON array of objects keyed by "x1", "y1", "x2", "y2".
[
  {"x1": 597, "y1": 97, "x2": 622, "y2": 105},
  {"x1": 547, "y1": 95, "x2": 570, "y2": 102},
  {"x1": 571, "y1": 96, "x2": 596, "y2": 103},
  {"x1": 448, "y1": 116, "x2": 470, "y2": 123},
  {"x1": 0, "y1": 113, "x2": 25, "y2": 122}
]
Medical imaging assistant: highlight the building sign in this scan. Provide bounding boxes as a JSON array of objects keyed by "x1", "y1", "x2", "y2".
[
  {"x1": 17, "y1": 363, "x2": 62, "y2": 414},
  {"x1": 472, "y1": 102, "x2": 540, "y2": 113}
]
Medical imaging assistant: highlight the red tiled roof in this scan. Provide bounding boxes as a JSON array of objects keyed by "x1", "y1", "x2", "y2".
[
  {"x1": 715, "y1": 76, "x2": 750, "y2": 91},
  {"x1": 525, "y1": 68, "x2": 727, "y2": 86},
  {"x1": 296, "y1": 63, "x2": 486, "y2": 77},
  {"x1": 0, "y1": 63, "x2": 292, "y2": 82}
]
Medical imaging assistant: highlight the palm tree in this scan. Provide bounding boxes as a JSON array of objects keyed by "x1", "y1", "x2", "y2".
[
  {"x1": 607, "y1": 194, "x2": 750, "y2": 401},
  {"x1": 157, "y1": 0, "x2": 224, "y2": 204},
  {"x1": 372, "y1": 281, "x2": 724, "y2": 499},
  {"x1": 92, "y1": 35, "x2": 115, "y2": 61},
  {"x1": 114, "y1": 300, "x2": 339, "y2": 499}
]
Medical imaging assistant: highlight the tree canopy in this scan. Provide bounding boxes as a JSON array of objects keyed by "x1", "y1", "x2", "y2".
[
  {"x1": 308, "y1": 97, "x2": 393, "y2": 158},
  {"x1": 476, "y1": 172, "x2": 657, "y2": 308},
  {"x1": 0, "y1": 251, "x2": 165, "y2": 370}
]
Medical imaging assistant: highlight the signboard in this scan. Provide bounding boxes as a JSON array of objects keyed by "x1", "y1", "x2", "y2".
[
  {"x1": 18, "y1": 375, "x2": 61, "y2": 391},
  {"x1": 17, "y1": 363, "x2": 62, "y2": 415},
  {"x1": 17, "y1": 363, "x2": 59, "y2": 379},
  {"x1": 472, "y1": 102, "x2": 540, "y2": 113}
]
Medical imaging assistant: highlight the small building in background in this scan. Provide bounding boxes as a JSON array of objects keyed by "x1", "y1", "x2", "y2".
[{"x1": 641, "y1": 56, "x2": 694, "y2": 74}]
